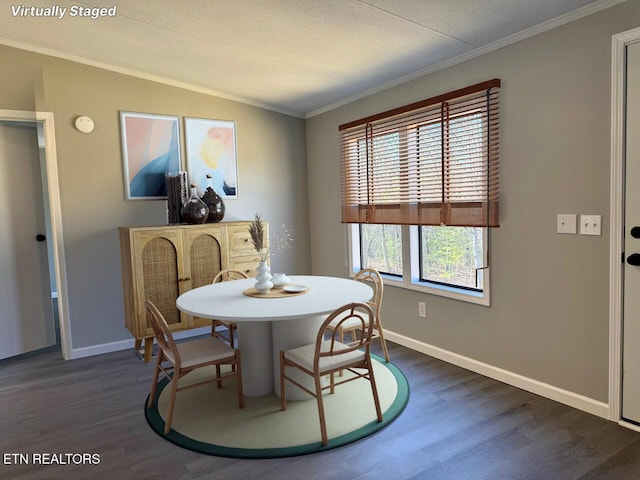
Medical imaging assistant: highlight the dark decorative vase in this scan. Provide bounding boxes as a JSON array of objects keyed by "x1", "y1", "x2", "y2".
[
  {"x1": 181, "y1": 185, "x2": 209, "y2": 224},
  {"x1": 202, "y1": 174, "x2": 225, "y2": 223}
]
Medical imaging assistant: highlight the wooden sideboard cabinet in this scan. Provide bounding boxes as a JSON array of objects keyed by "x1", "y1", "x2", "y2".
[{"x1": 119, "y1": 221, "x2": 267, "y2": 362}]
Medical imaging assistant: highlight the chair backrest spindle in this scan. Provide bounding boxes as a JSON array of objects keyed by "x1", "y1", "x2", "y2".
[
  {"x1": 315, "y1": 303, "x2": 374, "y2": 363},
  {"x1": 145, "y1": 299, "x2": 181, "y2": 366},
  {"x1": 354, "y1": 268, "x2": 383, "y2": 322},
  {"x1": 212, "y1": 268, "x2": 249, "y2": 284}
]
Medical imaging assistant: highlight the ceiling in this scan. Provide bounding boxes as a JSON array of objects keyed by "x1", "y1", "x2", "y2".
[{"x1": 0, "y1": 0, "x2": 621, "y2": 117}]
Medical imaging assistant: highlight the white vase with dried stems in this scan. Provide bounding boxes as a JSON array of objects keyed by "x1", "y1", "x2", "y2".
[
  {"x1": 254, "y1": 261, "x2": 273, "y2": 294},
  {"x1": 248, "y1": 214, "x2": 294, "y2": 293},
  {"x1": 249, "y1": 214, "x2": 273, "y2": 293}
]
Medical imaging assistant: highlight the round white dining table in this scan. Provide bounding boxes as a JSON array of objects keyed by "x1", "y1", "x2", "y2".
[{"x1": 176, "y1": 275, "x2": 373, "y2": 400}]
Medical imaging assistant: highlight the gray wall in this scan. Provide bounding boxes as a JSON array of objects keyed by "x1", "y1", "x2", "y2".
[
  {"x1": 2, "y1": 1, "x2": 638, "y2": 402},
  {"x1": 305, "y1": 0, "x2": 640, "y2": 402},
  {"x1": 0, "y1": 44, "x2": 310, "y2": 349}
]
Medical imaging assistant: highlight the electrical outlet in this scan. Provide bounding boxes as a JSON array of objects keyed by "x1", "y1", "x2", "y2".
[
  {"x1": 418, "y1": 302, "x2": 426, "y2": 318},
  {"x1": 557, "y1": 214, "x2": 577, "y2": 234},
  {"x1": 580, "y1": 214, "x2": 602, "y2": 235}
]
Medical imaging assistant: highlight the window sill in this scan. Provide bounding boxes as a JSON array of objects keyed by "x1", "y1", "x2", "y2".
[{"x1": 379, "y1": 274, "x2": 490, "y2": 306}]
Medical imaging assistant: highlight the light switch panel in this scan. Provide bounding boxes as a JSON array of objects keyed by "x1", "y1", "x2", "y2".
[
  {"x1": 580, "y1": 215, "x2": 602, "y2": 235},
  {"x1": 557, "y1": 214, "x2": 577, "y2": 234}
]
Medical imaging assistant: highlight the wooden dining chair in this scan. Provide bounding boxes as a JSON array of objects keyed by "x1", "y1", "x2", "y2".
[
  {"x1": 279, "y1": 302, "x2": 383, "y2": 446},
  {"x1": 326, "y1": 268, "x2": 390, "y2": 362},
  {"x1": 210, "y1": 268, "x2": 249, "y2": 347},
  {"x1": 145, "y1": 300, "x2": 244, "y2": 435}
]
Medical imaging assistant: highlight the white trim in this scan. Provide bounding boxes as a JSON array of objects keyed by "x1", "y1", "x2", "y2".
[
  {"x1": 69, "y1": 327, "x2": 211, "y2": 359},
  {"x1": 70, "y1": 338, "x2": 134, "y2": 360},
  {"x1": 619, "y1": 420, "x2": 640, "y2": 433},
  {"x1": 610, "y1": 26, "x2": 640, "y2": 424},
  {"x1": 0, "y1": 109, "x2": 72, "y2": 360},
  {"x1": 385, "y1": 330, "x2": 610, "y2": 419},
  {"x1": 609, "y1": 29, "x2": 627, "y2": 423},
  {"x1": 306, "y1": 0, "x2": 626, "y2": 118},
  {"x1": 0, "y1": 38, "x2": 302, "y2": 119},
  {"x1": 384, "y1": 276, "x2": 489, "y2": 306}
]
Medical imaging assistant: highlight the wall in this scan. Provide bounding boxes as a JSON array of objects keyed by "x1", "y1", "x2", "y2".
[
  {"x1": 0, "y1": 44, "x2": 310, "y2": 350},
  {"x1": 306, "y1": 0, "x2": 640, "y2": 403}
]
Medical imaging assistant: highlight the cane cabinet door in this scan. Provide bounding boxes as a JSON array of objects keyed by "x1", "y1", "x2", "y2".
[
  {"x1": 133, "y1": 229, "x2": 187, "y2": 336},
  {"x1": 182, "y1": 226, "x2": 228, "y2": 327}
]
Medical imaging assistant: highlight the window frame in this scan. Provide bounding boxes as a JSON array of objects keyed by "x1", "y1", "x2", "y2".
[{"x1": 348, "y1": 224, "x2": 491, "y2": 306}]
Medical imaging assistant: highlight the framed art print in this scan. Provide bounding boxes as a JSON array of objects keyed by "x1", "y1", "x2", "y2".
[
  {"x1": 184, "y1": 117, "x2": 238, "y2": 198},
  {"x1": 120, "y1": 112, "x2": 181, "y2": 199}
]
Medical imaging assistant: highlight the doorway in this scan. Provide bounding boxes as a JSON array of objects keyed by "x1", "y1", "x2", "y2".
[
  {"x1": 622, "y1": 41, "x2": 640, "y2": 425},
  {"x1": 0, "y1": 121, "x2": 56, "y2": 358},
  {"x1": 0, "y1": 110, "x2": 71, "y2": 360},
  {"x1": 610, "y1": 27, "x2": 640, "y2": 427}
]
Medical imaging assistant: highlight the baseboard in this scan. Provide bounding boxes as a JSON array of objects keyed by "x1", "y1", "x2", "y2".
[
  {"x1": 70, "y1": 338, "x2": 135, "y2": 359},
  {"x1": 70, "y1": 326, "x2": 610, "y2": 419},
  {"x1": 69, "y1": 327, "x2": 211, "y2": 360},
  {"x1": 619, "y1": 420, "x2": 640, "y2": 432},
  {"x1": 385, "y1": 330, "x2": 611, "y2": 420}
]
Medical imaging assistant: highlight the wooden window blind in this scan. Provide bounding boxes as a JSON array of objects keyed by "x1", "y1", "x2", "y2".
[{"x1": 339, "y1": 79, "x2": 500, "y2": 227}]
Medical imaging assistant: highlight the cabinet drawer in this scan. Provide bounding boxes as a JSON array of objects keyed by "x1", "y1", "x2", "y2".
[{"x1": 228, "y1": 225, "x2": 258, "y2": 257}]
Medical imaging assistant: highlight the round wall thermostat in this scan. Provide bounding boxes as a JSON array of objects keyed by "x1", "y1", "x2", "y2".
[{"x1": 74, "y1": 116, "x2": 94, "y2": 133}]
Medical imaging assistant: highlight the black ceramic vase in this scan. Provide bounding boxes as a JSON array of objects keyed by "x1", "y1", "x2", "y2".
[
  {"x1": 181, "y1": 185, "x2": 209, "y2": 224},
  {"x1": 202, "y1": 174, "x2": 225, "y2": 223}
]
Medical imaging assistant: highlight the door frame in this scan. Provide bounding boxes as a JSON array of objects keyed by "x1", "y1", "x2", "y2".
[
  {"x1": 0, "y1": 109, "x2": 71, "y2": 360},
  {"x1": 610, "y1": 27, "x2": 640, "y2": 426}
]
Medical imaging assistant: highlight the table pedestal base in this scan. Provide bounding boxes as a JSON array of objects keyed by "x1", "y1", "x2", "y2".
[
  {"x1": 236, "y1": 317, "x2": 325, "y2": 400},
  {"x1": 236, "y1": 321, "x2": 273, "y2": 396}
]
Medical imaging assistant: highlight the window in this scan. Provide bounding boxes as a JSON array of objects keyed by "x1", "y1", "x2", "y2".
[
  {"x1": 341, "y1": 80, "x2": 499, "y2": 304},
  {"x1": 420, "y1": 226, "x2": 484, "y2": 291},
  {"x1": 350, "y1": 224, "x2": 489, "y2": 304},
  {"x1": 359, "y1": 224, "x2": 402, "y2": 276}
]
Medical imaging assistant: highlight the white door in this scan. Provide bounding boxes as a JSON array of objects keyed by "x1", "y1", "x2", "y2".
[
  {"x1": 0, "y1": 122, "x2": 56, "y2": 359},
  {"x1": 622, "y1": 41, "x2": 640, "y2": 423}
]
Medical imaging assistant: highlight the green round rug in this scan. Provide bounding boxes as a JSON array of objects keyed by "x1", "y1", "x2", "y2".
[{"x1": 145, "y1": 354, "x2": 409, "y2": 458}]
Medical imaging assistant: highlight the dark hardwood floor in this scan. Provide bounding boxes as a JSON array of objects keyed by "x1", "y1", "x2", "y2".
[{"x1": 1, "y1": 340, "x2": 639, "y2": 480}]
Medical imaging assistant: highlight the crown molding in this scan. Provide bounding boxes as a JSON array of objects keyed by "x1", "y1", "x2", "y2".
[
  {"x1": 0, "y1": 37, "x2": 304, "y2": 119},
  {"x1": 305, "y1": 0, "x2": 627, "y2": 118}
]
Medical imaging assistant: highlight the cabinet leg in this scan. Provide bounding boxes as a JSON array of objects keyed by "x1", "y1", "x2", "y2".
[
  {"x1": 143, "y1": 338, "x2": 154, "y2": 363},
  {"x1": 134, "y1": 338, "x2": 142, "y2": 352}
]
